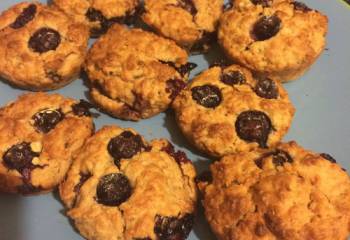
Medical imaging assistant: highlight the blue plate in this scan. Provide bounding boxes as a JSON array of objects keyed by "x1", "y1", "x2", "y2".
[{"x1": 0, "y1": 1, "x2": 349, "y2": 239}]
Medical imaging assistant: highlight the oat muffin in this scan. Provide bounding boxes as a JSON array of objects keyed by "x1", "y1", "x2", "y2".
[
  {"x1": 218, "y1": 1, "x2": 328, "y2": 81},
  {"x1": 198, "y1": 141, "x2": 350, "y2": 240},
  {"x1": 85, "y1": 24, "x2": 196, "y2": 121},
  {"x1": 52, "y1": 0, "x2": 140, "y2": 37},
  {"x1": 172, "y1": 64, "x2": 295, "y2": 157},
  {"x1": 0, "y1": 2, "x2": 89, "y2": 90},
  {"x1": 0, "y1": 93, "x2": 94, "y2": 194},
  {"x1": 59, "y1": 125, "x2": 197, "y2": 240},
  {"x1": 142, "y1": 0, "x2": 224, "y2": 51}
]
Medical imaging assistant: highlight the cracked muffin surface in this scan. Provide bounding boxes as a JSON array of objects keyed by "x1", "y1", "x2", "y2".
[
  {"x1": 0, "y1": 93, "x2": 94, "y2": 194},
  {"x1": 142, "y1": 0, "x2": 224, "y2": 51},
  {"x1": 172, "y1": 64, "x2": 295, "y2": 157},
  {"x1": 218, "y1": 1, "x2": 328, "y2": 81},
  {"x1": 52, "y1": 0, "x2": 139, "y2": 37},
  {"x1": 198, "y1": 141, "x2": 350, "y2": 240},
  {"x1": 59, "y1": 125, "x2": 197, "y2": 240},
  {"x1": 0, "y1": 2, "x2": 89, "y2": 90},
  {"x1": 85, "y1": 24, "x2": 196, "y2": 121}
]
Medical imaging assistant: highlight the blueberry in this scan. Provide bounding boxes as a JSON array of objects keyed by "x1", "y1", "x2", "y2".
[
  {"x1": 28, "y1": 28, "x2": 61, "y2": 53},
  {"x1": 3, "y1": 142, "x2": 39, "y2": 172},
  {"x1": 96, "y1": 173, "x2": 132, "y2": 206},
  {"x1": 72, "y1": 100, "x2": 94, "y2": 117},
  {"x1": 10, "y1": 4, "x2": 37, "y2": 29},
  {"x1": 166, "y1": 79, "x2": 187, "y2": 100},
  {"x1": 162, "y1": 143, "x2": 191, "y2": 165},
  {"x1": 108, "y1": 131, "x2": 144, "y2": 167},
  {"x1": 191, "y1": 85, "x2": 222, "y2": 108},
  {"x1": 254, "y1": 76, "x2": 278, "y2": 99},
  {"x1": 154, "y1": 214, "x2": 194, "y2": 240},
  {"x1": 32, "y1": 109, "x2": 64, "y2": 133},
  {"x1": 221, "y1": 71, "x2": 246, "y2": 86},
  {"x1": 235, "y1": 110, "x2": 272, "y2": 148},
  {"x1": 252, "y1": 15, "x2": 281, "y2": 41}
]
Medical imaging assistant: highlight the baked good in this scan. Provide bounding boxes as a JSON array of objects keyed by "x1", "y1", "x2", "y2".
[
  {"x1": 0, "y1": 93, "x2": 94, "y2": 194},
  {"x1": 142, "y1": 0, "x2": 224, "y2": 51},
  {"x1": 198, "y1": 141, "x2": 350, "y2": 240},
  {"x1": 85, "y1": 24, "x2": 196, "y2": 121},
  {"x1": 230, "y1": 0, "x2": 288, "y2": 10},
  {"x1": 52, "y1": 0, "x2": 139, "y2": 37},
  {"x1": 172, "y1": 64, "x2": 295, "y2": 157},
  {"x1": 0, "y1": 2, "x2": 89, "y2": 90},
  {"x1": 59, "y1": 125, "x2": 197, "y2": 240},
  {"x1": 218, "y1": 1, "x2": 328, "y2": 81}
]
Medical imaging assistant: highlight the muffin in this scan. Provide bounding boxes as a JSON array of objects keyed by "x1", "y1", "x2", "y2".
[
  {"x1": 59, "y1": 125, "x2": 197, "y2": 240},
  {"x1": 0, "y1": 93, "x2": 94, "y2": 194},
  {"x1": 173, "y1": 64, "x2": 295, "y2": 157},
  {"x1": 218, "y1": 1, "x2": 328, "y2": 81},
  {"x1": 198, "y1": 141, "x2": 350, "y2": 240},
  {"x1": 0, "y1": 2, "x2": 89, "y2": 90},
  {"x1": 85, "y1": 24, "x2": 196, "y2": 121}
]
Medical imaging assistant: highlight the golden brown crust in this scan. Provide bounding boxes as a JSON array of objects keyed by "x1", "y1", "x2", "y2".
[
  {"x1": 59, "y1": 125, "x2": 197, "y2": 240},
  {"x1": 199, "y1": 141, "x2": 350, "y2": 240},
  {"x1": 218, "y1": 1, "x2": 328, "y2": 82},
  {"x1": 172, "y1": 64, "x2": 295, "y2": 157},
  {"x1": 142, "y1": 0, "x2": 224, "y2": 48},
  {"x1": 0, "y1": 2, "x2": 89, "y2": 90},
  {"x1": 52, "y1": 0, "x2": 139, "y2": 35},
  {"x1": 0, "y1": 93, "x2": 94, "y2": 194},
  {"x1": 85, "y1": 24, "x2": 191, "y2": 121}
]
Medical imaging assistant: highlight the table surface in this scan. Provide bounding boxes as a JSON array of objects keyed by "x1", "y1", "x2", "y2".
[{"x1": 0, "y1": 0, "x2": 349, "y2": 239}]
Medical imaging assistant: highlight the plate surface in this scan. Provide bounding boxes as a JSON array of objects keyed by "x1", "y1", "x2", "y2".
[{"x1": 0, "y1": 1, "x2": 349, "y2": 239}]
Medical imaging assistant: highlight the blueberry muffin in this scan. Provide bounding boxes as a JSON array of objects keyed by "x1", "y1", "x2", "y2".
[
  {"x1": 0, "y1": 2, "x2": 89, "y2": 91},
  {"x1": 172, "y1": 64, "x2": 295, "y2": 157},
  {"x1": 0, "y1": 93, "x2": 94, "y2": 194},
  {"x1": 218, "y1": 1, "x2": 328, "y2": 82},
  {"x1": 85, "y1": 24, "x2": 196, "y2": 121},
  {"x1": 142, "y1": 0, "x2": 224, "y2": 51},
  {"x1": 198, "y1": 141, "x2": 350, "y2": 240},
  {"x1": 52, "y1": 0, "x2": 139, "y2": 37},
  {"x1": 59, "y1": 126, "x2": 197, "y2": 240}
]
